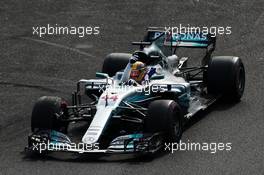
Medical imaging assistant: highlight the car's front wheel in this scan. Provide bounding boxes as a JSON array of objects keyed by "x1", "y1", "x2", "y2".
[
  {"x1": 145, "y1": 100, "x2": 183, "y2": 143},
  {"x1": 31, "y1": 96, "x2": 68, "y2": 133}
]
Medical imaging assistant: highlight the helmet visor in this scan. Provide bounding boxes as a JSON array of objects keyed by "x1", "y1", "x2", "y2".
[{"x1": 130, "y1": 70, "x2": 140, "y2": 78}]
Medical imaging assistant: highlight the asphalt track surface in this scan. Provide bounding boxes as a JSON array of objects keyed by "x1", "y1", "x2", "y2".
[{"x1": 0, "y1": 0, "x2": 263, "y2": 175}]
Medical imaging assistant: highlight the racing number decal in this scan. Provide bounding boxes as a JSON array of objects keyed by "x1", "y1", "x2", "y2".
[{"x1": 101, "y1": 94, "x2": 118, "y2": 101}]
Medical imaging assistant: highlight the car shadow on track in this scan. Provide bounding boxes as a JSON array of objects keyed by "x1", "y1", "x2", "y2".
[
  {"x1": 21, "y1": 149, "x2": 168, "y2": 163},
  {"x1": 183, "y1": 98, "x2": 241, "y2": 131}
]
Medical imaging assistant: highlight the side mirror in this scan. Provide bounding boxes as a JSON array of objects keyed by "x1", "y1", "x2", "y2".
[
  {"x1": 96, "y1": 72, "x2": 109, "y2": 79},
  {"x1": 150, "y1": 74, "x2": 164, "y2": 80}
]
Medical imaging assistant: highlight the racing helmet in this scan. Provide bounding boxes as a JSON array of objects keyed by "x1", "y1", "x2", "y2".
[{"x1": 130, "y1": 61, "x2": 147, "y2": 83}]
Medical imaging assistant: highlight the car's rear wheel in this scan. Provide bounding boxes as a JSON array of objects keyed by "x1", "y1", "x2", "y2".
[
  {"x1": 145, "y1": 100, "x2": 183, "y2": 143},
  {"x1": 207, "y1": 56, "x2": 245, "y2": 101},
  {"x1": 31, "y1": 96, "x2": 68, "y2": 133},
  {"x1": 102, "y1": 53, "x2": 131, "y2": 77}
]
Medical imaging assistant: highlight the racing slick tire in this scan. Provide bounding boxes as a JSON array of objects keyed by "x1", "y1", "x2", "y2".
[
  {"x1": 31, "y1": 96, "x2": 68, "y2": 133},
  {"x1": 102, "y1": 53, "x2": 131, "y2": 77},
  {"x1": 207, "y1": 56, "x2": 245, "y2": 102},
  {"x1": 146, "y1": 100, "x2": 183, "y2": 143}
]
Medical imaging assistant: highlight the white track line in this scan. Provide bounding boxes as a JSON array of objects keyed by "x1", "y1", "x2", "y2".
[{"x1": 20, "y1": 37, "x2": 95, "y2": 58}]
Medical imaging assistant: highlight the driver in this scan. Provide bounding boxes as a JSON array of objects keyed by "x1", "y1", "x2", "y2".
[{"x1": 128, "y1": 61, "x2": 156, "y2": 85}]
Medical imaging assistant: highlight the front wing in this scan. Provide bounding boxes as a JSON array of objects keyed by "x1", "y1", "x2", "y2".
[{"x1": 26, "y1": 129, "x2": 163, "y2": 154}]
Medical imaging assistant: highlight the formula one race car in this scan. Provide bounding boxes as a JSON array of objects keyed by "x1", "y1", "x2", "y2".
[{"x1": 26, "y1": 27, "x2": 245, "y2": 155}]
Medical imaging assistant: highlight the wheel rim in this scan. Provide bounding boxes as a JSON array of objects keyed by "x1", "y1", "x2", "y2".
[
  {"x1": 174, "y1": 119, "x2": 181, "y2": 137},
  {"x1": 173, "y1": 108, "x2": 182, "y2": 138},
  {"x1": 237, "y1": 66, "x2": 245, "y2": 94}
]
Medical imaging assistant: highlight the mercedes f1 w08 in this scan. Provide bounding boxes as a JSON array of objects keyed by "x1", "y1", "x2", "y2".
[{"x1": 26, "y1": 27, "x2": 245, "y2": 155}]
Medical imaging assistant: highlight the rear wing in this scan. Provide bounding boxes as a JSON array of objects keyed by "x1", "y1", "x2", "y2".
[
  {"x1": 143, "y1": 27, "x2": 216, "y2": 51},
  {"x1": 164, "y1": 33, "x2": 212, "y2": 47}
]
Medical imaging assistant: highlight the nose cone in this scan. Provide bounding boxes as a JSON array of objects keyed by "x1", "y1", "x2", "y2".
[{"x1": 82, "y1": 107, "x2": 113, "y2": 144}]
